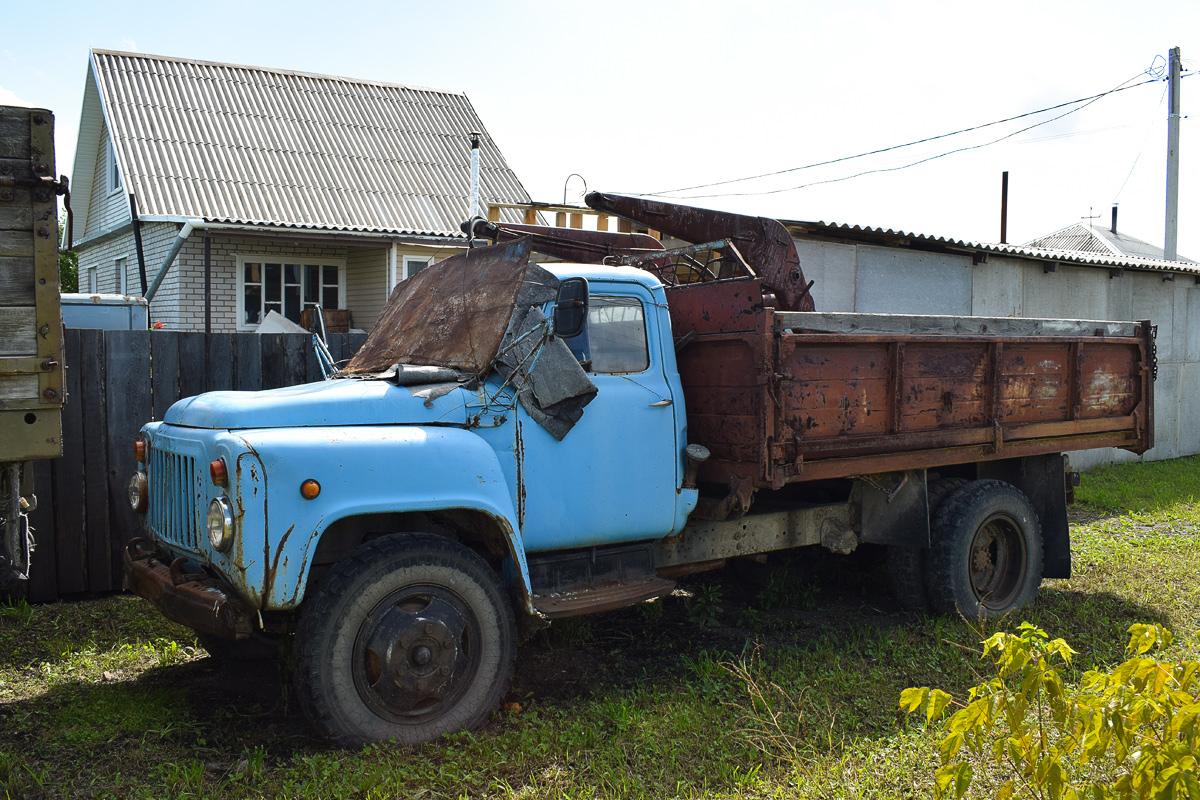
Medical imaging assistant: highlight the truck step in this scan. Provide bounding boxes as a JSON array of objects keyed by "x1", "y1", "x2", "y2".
[{"x1": 531, "y1": 576, "x2": 676, "y2": 619}]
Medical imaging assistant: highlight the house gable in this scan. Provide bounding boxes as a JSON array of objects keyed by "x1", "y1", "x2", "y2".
[{"x1": 81, "y1": 49, "x2": 531, "y2": 238}]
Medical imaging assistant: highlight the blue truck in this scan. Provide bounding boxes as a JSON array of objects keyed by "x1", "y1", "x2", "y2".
[{"x1": 125, "y1": 194, "x2": 1154, "y2": 747}]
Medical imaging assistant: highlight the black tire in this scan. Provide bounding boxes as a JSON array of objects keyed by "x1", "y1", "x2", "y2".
[
  {"x1": 924, "y1": 480, "x2": 1043, "y2": 618},
  {"x1": 198, "y1": 632, "x2": 282, "y2": 663},
  {"x1": 887, "y1": 477, "x2": 969, "y2": 611},
  {"x1": 293, "y1": 533, "x2": 516, "y2": 748}
]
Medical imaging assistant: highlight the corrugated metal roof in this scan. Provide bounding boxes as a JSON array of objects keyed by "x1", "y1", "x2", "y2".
[
  {"x1": 1024, "y1": 223, "x2": 1195, "y2": 264},
  {"x1": 784, "y1": 219, "x2": 1200, "y2": 274},
  {"x1": 86, "y1": 49, "x2": 531, "y2": 238}
]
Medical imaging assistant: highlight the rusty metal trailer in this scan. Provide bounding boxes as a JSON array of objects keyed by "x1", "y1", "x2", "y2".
[{"x1": 667, "y1": 277, "x2": 1153, "y2": 491}]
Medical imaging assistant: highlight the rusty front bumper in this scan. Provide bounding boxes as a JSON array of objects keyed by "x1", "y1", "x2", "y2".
[{"x1": 124, "y1": 539, "x2": 254, "y2": 640}]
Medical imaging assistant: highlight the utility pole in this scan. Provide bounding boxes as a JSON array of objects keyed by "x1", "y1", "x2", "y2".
[{"x1": 1165, "y1": 46, "x2": 1181, "y2": 262}]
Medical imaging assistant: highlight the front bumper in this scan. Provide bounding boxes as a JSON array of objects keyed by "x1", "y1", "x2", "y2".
[{"x1": 124, "y1": 539, "x2": 255, "y2": 640}]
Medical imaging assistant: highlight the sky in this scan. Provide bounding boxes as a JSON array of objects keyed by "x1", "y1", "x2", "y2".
[{"x1": 3, "y1": 0, "x2": 1197, "y2": 258}]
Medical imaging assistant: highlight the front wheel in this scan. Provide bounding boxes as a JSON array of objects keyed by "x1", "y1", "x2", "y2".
[
  {"x1": 293, "y1": 533, "x2": 516, "y2": 748},
  {"x1": 924, "y1": 480, "x2": 1043, "y2": 619}
]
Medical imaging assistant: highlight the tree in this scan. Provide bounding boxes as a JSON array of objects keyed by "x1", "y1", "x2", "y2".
[{"x1": 58, "y1": 219, "x2": 77, "y2": 293}]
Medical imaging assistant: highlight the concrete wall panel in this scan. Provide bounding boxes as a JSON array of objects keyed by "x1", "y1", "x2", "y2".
[
  {"x1": 1022, "y1": 265, "x2": 1107, "y2": 321},
  {"x1": 1131, "y1": 275, "x2": 1178, "y2": 361},
  {"x1": 971, "y1": 258, "x2": 1022, "y2": 317},
  {"x1": 1105, "y1": 274, "x2": 1133, "y2": 321},
  {"x1": 854, "y1": 246, "x2": 970, "y2": 315},
  {"x1": 795, "y1": 241, "x2": 856, "y2": 312}
]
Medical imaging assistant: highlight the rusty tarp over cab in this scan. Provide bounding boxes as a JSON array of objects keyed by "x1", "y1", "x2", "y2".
[{"x1": 668, "y1": 279, "x2": 1154, "y2": 489}]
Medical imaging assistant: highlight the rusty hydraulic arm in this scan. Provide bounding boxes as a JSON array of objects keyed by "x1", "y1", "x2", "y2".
[{"x1": 583, "y1": 192, "x2": 815, "y2": 311}]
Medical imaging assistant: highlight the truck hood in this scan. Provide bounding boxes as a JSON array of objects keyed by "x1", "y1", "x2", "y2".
[{"x1": 163, "y1": 378, "x2": 474, "y2": 430}]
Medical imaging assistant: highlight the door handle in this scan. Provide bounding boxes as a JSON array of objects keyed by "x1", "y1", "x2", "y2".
[{"x1": 648, "y1": 399, "x2": 673, "y2": 408}]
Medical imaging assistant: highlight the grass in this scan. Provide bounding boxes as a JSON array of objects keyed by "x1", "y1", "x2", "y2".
[{"x1": 1, "y1": 455, "x2": 1198, "y2": 798}]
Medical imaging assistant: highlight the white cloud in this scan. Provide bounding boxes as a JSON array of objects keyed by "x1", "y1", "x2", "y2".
[
  {"x1": 121, "y1": 37, "x2": 139, "y2": 52},
  {"x1": 0, "y1": 85, "x2": 30, "y2": 107}
]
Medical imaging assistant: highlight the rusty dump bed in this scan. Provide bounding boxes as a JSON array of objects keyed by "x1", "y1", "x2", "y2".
[{"x1": 669, "y1": 279, "x2": 1154, "y2": 489}]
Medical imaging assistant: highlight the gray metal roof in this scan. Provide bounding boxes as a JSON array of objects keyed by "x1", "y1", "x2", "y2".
[
  {"x1": 78, "y1": 49, "x2": 531, "y2": 238},
  {"x1": 784, "y1": 219, "x2": 1200, "y2": 274},
  {"x1": 1024, "y1": 223, "x2": 1195, "y2": 264}
]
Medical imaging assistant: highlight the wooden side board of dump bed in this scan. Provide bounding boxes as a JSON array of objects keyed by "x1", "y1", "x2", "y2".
[{"x1": 666, "y1": 279, "x2": 1154, "y2": 489}]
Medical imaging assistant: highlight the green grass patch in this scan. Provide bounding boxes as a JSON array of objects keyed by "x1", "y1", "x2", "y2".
[{"x1": 1, "y1": 457, "x2": 1198, "y2": 798}]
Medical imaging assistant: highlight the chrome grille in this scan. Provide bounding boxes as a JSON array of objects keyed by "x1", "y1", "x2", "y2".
[{"x1": 149, "y1": 447, "x2": 201, "y2": 551}]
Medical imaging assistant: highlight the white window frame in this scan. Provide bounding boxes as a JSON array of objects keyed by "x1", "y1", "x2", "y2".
[
  {"x1": 235, "y1": 255, "x2": 347, "y2": 331},
  {"x1": 403, "y1": 256, "x2": 433, "y2": 281},
  {"x1": 388, "y1": 249, "x2": 441, "y2": 292},
  {"x1": 86, "y1": 265, "x2": 98, "y2": 293},
  {"x1": 105, "y1": 137, "x2": 122, "y2": 195},
  {"x1": 115, "y1": 257, "x2": 128, "y2": 295}
]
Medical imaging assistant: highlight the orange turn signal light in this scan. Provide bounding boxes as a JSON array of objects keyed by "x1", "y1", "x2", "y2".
[
  {"x1": 134, "y1": 439, "x2": 148, "y2": 463},
  {"x1": 210, "y1": 458, "x2": 229, "y2": 487},
  {"x1": 300, "y1": 479, "x2": 321, "y2": 500}
]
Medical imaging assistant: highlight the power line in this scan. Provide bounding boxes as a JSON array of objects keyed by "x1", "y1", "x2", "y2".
[{"x1": 641, "y1": 74, "x2": 1161, "y2": 199}]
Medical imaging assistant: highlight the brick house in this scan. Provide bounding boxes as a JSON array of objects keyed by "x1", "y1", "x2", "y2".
[{"x1": 69, "y1": 49, "x2": 533, "y2": 332}]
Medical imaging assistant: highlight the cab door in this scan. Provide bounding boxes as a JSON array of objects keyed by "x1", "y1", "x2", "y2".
[{"x1": 517, "y1": 285, "x2": 681, "y2": 552}]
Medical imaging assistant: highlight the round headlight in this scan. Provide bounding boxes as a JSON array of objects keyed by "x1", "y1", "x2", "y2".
[
  {"x1": 207, "y1": 498, "x2": 235, "y2": 552},
  {"x1": 128, "y1": 472, "x2": 148, "y2": 514}
]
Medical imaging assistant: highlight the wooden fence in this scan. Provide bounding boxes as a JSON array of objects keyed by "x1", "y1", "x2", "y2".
[{"x1": 22, "y1": 329, "x2": 366, "y2": 602}]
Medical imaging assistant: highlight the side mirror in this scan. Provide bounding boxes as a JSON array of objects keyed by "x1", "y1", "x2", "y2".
[{"x1": 554, "y1": 278, "x2": 588, "y2": 338}]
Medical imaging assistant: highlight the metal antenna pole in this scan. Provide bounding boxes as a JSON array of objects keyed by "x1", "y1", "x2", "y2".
[{"x1": 1165, "y1": 46, "x2": 1181, "y2": 262}]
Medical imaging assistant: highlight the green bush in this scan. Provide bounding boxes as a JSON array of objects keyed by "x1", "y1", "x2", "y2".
[{"x1": 901, "y1": 623, "x2": 1200, "y2": 800}]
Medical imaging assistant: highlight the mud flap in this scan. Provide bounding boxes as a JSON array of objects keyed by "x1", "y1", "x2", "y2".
[{"x1": 977, "y1": 454, "x2": 1070, "y2": 579}]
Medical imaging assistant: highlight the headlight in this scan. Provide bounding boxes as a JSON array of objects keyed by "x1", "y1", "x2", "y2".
[
  {"x1": 207, "y1": 498, "x2": 235, "y2": 552},
  {"x1": 128, "y1": 472, "x2": 148, "y2": 514}
]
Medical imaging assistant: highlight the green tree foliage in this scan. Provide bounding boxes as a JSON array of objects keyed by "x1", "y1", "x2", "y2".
[
  {"x1": 901, "y1": 623, "x2": 1200, "y2": 800},
  {"x1": 58, "y1": 220, "x2": 77, "y2": 292}
]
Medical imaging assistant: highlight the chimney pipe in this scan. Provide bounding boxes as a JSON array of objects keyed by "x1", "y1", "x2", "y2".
[
  {"x1": 1111, "y1": 204, "x2": 1118, "y2": 235},
  {"x1": 999, "y1": 171, "x2": 1009, "y2": 244}
]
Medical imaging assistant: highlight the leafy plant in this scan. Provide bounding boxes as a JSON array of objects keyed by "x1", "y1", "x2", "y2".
[
  {"x1": 58, "y1": 220, "x2": 77, "y2": 292},
  {"x1": 687, "y1": 584, "x2": 724, "y2": 627},
  {"x1": 901, "y1": 622, "x2": 1200, "y2": 800}
]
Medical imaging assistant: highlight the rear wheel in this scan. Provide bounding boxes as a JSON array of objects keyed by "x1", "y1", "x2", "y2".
[
  {"x1": 924, "y1": 480, "x2": 1043, "y2": 618},
  {"x1": 887, "y1": 477, "x2": 968, "y2": 611},
  {"x1": 293, "y1": 533, "x2": 516, "y2": 748}
]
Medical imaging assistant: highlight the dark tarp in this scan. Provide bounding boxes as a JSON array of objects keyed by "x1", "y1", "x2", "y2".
[{"x1": 340, "y1": 238, "x2": 596, "y2": 439}]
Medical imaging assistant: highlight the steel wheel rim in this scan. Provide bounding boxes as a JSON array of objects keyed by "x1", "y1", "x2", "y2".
[
  {"x1": 967, "y1": 513, "x2": 1027, "y2": 608},
  {"x1": 351, "y1": 584, "x2": 482, "y2": 724}
]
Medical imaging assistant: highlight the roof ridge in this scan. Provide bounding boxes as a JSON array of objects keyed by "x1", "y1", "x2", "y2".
[{"x1": 89, "y1": 48, "x2": 468, "y2": 97}]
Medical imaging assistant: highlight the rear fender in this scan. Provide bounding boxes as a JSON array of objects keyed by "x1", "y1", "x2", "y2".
[{"x1": 234, "y1": 426, "x2": 531, "y2": 611}]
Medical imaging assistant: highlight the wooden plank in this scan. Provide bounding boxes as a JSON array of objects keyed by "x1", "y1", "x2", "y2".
[
  {"x1": 178, "y1": 332, "x2": 206, "y2": 400},
  {"x1": 347, "y1": 333, "x2": 367, "y2": 365},
  {"x1": 0, "y1": 228, "x2": 33, "y2": 258},
  {"x1": 235, "y1": 333, "x2": 262, "y2": 391},
  {"x1": 778, "y1": 311, "x2": 1141, "y2": 339},
  {"x1": 26, "y1": 458, "x2": 57, "y2": 603},
  {"x1": 79, "y1": 329, "x2": 111, "y2": 592},
  {"x1": 0, "y1": 109, "x2": 32, "y2": 158},
  {"x1": 0, "y1": 206, "x2": 34, "y2": 233},
  {"x1": 305, "y1": 336, "x2": 324, "y2": 383},
  {"x1": 0, "y1": 307, "x2": 36, "y2": 354},
  {"x1": 283, "y1": 333, "x2": 308, "y2": 387},
  {"x1": 0, "y1": 257, "x2": 35, "y2": 304},
  {"x1": 151, "y1": 331, "x2": 180, "y2": 420},
  {"x1": 260, "y1": 334, "x2": 285, "y2": 390},
  {"x1": 104, "y1": 330, "x2": 151, "y2": 585},
  {"x1": 54, "y1": 329, "x2": 87, "y2": 594},
  {"x1": 206, "y1": 333, "x2": 233, "y2": 392}
]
